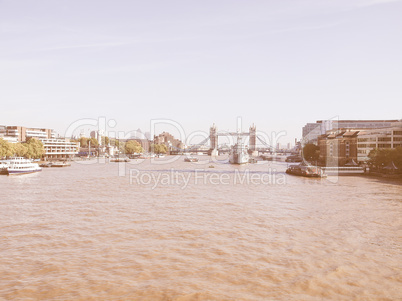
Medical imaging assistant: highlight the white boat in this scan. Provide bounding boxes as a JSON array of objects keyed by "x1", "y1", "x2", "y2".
[
  {"x1": 110, "y1": 157, "x2": 130, "y2": 162},
  {"x1": 51, "y1": 161, "x2": 71, "y2": 167},
  {"x1": 321, "y1": 166, "x2": 365, "y2": 175},
  {"x1": 6, "y1": 157, "x2": 42, "y2": 175},
  {"x1": 229, "y1": 136, "x2": 249, "y2": 164},
  {"x1": 184, "y1": 156, "x2": 198, "y2": 162}
]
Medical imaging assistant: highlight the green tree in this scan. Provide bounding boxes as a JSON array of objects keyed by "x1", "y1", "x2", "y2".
[
  {"x1": 369, "y1": 147, "x2": 402, "y2": 169},
  {"x1": 13, "y1": 143, "x2": 27, "y2": 157},
  {"x1": 111, "y1": 139, "x2": 125, "y2": 153},
  {"x1": 101, "y1": 136, "x2": 110, "y2": 145},
  {"x1": 25, "y1": 138, "x2": 44, "y2": 159},
  {"x1": 150, "y1": 144, "x2": 157, "y2": 154},
  {"x1": 159, "y1": 144, "x2": 168, "y2": 154},
  {"x1": 111, "y1": 138, "x2": 119, "y2": 147},
  {"x1": 150, "y1": 144, "x2": 168, "y2": 154},
  {"x1": 0, "y1": 138, "x2": 14, "y2": 158},
  {"x1": 302, "y1": 143, "x2": 319, "y2": 162},
  {"x1": 89, "y1": 137, "x2": 99, "y2": 147},
  {"x1": 118, "y1": 141, "x2": 125, "y2": 153},
  {"x1": 79, "y1": 137, "x2": 88, "y2": 148},
  {"x1": 125, "y1": 140, "x2": 143, "y2": 154}
]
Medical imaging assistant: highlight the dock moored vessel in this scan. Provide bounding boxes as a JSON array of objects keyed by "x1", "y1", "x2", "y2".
[
  {"x1": 51, "y1": 161, "x2": 71, "y2": 167},
  {"x1": 229, "y1": 136, "x2": 249, "y2": 164},
  {"x1": 184, "y1": 156, "x2": 198, "y2": 162},
  {"x1": 6, "y1": 157, "x2": 42, "y2": 175},
  {"x1": 286, "y1": 163, "x2": 326, "y2": 178}
]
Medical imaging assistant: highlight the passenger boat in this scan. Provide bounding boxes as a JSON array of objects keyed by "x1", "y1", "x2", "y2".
[
  {"x1": 229, "y1": 136, "x2": 249, "y2": 164},
  {"x1": 138, "y1": 154, "x2": 156, "y2": 159},
  {"x1": 184, "y1": 156, "x2": 198, "y2": 162},
  {"x1": 286, "y1": 163, "x2": 326, "y2": 178},
  {"x1": 51, "y1": 161, "x2": 71, "y2": 167},
  {"x1": 6, "y1": 157, "x2": 42, "y2": 175},
  {"x1": 110, "y1": 157, "x2": 130, "y2": 162},
  {"x1": 321, "y1": 166, "x2": 365, "y2": 175}
]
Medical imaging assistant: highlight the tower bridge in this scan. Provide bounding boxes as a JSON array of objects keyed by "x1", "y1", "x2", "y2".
[
  {"x1": 169, "y1": 123, "x2": 278, "y2": 155},
  {"x1": 209, "y1": 123, "x2": 257, "y2": 156}
]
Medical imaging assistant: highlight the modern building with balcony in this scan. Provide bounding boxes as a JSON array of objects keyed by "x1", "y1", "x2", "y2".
[
  {"x1": 5, "y1": 126, "x2": 55, "y2": 142},
  {"x1": 0, "y1": 125, "x2": 19, "y2": 143},
  {"x1": 40, "y1": 138, "x2": 80, "y2": 161}
]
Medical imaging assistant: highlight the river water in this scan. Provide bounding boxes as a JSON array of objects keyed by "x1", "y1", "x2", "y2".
[{"x1": 1, "y1": 156, "x2": 401, "y2": 300}]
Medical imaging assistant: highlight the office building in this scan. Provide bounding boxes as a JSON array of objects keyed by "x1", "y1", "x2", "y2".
[
  {"x1": 41, "y1": 138, "x2": 79, "y2": 160},
  {"x1": 5, "y1": 126, "x2": 55, "y2": 142},
  {"x1": 357, "y1": 122, "x2": 402, "y2": 162},
  {"x1": 302, "y1": 120, "x2": 399, "y2": 144}
]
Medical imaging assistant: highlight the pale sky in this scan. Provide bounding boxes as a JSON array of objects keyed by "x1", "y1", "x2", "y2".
[{"x1": 1, "y1": 0, "x2": 401, "y2": 145}]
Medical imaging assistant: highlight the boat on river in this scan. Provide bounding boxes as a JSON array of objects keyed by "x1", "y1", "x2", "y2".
[
  {"x1": 321, "y1": 166, "x2": 365, "y2": 175},
  {"x1": 286, "y1": 163, "x2": 326, "y2": 178},
  {"x1": 184, "y1": 156, "x2": 198, "y2": 162},
  {"x1": 6, "y1": 157, "x2": 42, "y2": 175},
  {"x1": 51, "y1": 161, "x2": 71, "y2": 167},
  {"x1": 110, "y1": 157, "x2": 130, "y2": 162},
  {"x1": 229, "y1": 136, "x2": 249, "y2": 164}
]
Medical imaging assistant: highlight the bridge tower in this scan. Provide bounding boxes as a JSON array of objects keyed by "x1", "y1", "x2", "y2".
[
  {"x1": 249, "y1": 124, "x2": 258, "y2": 156},
  {"x1": 209, "y1": 123, "x2": 218, "y2": 156}
]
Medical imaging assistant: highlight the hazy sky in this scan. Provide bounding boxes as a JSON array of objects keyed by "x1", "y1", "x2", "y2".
[{"x1": 1, "y1": 0, "x2": 401, "y2": 144}]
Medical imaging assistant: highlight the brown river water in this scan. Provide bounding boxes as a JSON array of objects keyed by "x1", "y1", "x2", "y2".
[{"x1": 1, "y1": 156, "x2": 401, "y2": 300}]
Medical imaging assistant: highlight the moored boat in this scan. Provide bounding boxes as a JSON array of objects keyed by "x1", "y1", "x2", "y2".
[
  {"x1": 51, "y1": 161, "x2": 71, "y2": 167},
  {"x1": 6, "y1": 157, "x2": 42, "y2": 175},
  {"x1": 286, "y1": 163, "x2": 326, "y2": 178},
  {"x1": 110, "y1": 157, "x2": 130, "y2": 162},
  {"x1": 321, "y1": 166, "x2": 365, "y2": 175},
  {"x1": 184, "y1": 156, "x2": 198, "y2": 162},
  {"x1": 229, "y1": 136, "x2": 249, "y2": 164}
]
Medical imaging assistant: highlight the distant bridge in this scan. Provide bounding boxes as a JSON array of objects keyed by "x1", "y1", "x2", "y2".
[{"x1": 168, "y1": 123, "x2": 285, "y2": 155}]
